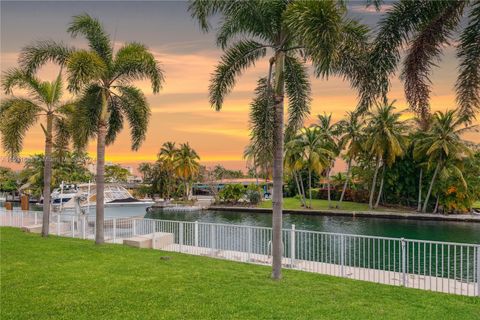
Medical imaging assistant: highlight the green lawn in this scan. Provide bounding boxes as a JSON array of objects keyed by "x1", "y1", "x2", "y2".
[
  {"x1": 259, "y1": 197, "x2": 373, "y2": 211},
  {"x1": 473, "y1": 201, "x2": 480, "y2": 209},
  {"x1": 1, "y1": 228, "x2": 478, "y2": 319}
]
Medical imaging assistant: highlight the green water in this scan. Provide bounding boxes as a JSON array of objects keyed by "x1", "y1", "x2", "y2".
[{"x1": 146, "y1": 209, "x2": 480, "y2": 244}]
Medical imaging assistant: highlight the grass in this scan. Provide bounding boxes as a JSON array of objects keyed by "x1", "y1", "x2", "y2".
[
  {"x1": 473, "y1": 201, "x2": 480, "y2": 209},
  {"x1": 259, "y1": 197, "x2": 373, "y2": 211},
  {"x1": 1, "y1": 228, "x2": 479, "y2": 319}
]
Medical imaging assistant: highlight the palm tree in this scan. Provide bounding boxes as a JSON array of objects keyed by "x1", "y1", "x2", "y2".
[
  {"x1": 289, "y1": 127, "x2": 333, "y2": 208},
  {"x1": 335, "y1": 111, "x2": 364, "y2": 208},
  {"x1": 189, "y1": 0, "x2": 369, "y2": 280},
  {"x1": 284, "y1": 137, "x2": 307, "y2": 208},
  {"x1": 365, "y1": 100, "x2": 408, "y2": 209},
  {"x1": 20, "y1": 14, "x2": 164, "y2": 244},
  {"x1": 315, "y1": 113, "x2": 338, "y2": 208},
  {"x1": 414, "y1": 110, "x2": 477, "y2": 213},
  {"x1": 138, "y1": 162, "x2": 153, "y2": 183},
  {"x1": 174, "y1": 143, "x2": 200, "y2": 200},
  {"x1": 158, "y1": 141, "x2": 178, "y2": 199},
  {"x1": 0, "y1": 69, "x2": 75, "y2": 236},
  {"x1": 359, "y1": 1, "x2": 479, "y2": 122}
]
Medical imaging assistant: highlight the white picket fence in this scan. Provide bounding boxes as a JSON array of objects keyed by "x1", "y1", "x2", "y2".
[{"x1": 1, "y1": 208, "x2": 479, "y2": 296}]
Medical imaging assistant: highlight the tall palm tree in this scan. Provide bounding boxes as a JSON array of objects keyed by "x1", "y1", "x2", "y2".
[
  {"x1": 289, "y1": 127, "x2": 333, "y2": 208},
  {"x1": 20, "y1": 14, "x2": 164, "y2": 244},
  {"x1": 158, "y1": 141, "x2": 178, "y2": 199},
  {"x1": 365, "y1": 100, "x2": 408, "y2": 209},
  {"x1": 138, "y1": 162, "x2": 152, "y2": 183},
  {"x1": 284, "y1": 137, "x2": 307, "y2": 208},
  {"x1": 335, "y1": 111, "x2": 364, "y2": 208},
  {"x1": 359, "y1": 1, "x2": 480, "y2": 122},
  {"x1": 414, "y1": 110, "x2": 477, "y2": 213},
  {"x1": 0, "y1": 69, "x2": 75, "y2": 236},
  {"x1": 189, "y1": 0, "x2": 369, "y2": 279},
  {"x1": 174, "y1": 143, "x2": 200, "y2": 200},
  {"x1": 315, "y1": 113, "x2": 338, "y2": 208}
]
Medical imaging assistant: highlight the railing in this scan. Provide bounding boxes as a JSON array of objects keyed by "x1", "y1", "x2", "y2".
[{"x1": 1, "y1": 208, "x2": 479, "y2": 296}]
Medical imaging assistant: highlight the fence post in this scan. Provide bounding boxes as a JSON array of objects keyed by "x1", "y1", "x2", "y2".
[
  {"x1": 290, "y1": 224, "x2": 296, "y2": 267},
  {"x1": 476, "y1": 246, "x2": 480, "y2": 297},
  {"x1": 34, "y1": 211, "x2": 38, "y2": 225},
  {"x1": 179, "y1": 222, "x2": 184, "y2": 252},
  {"x1": 71, "y1": 216, "x2": 75, "y2": 237},
  {"x1": 401, "y1": 238, "x2": 407, "y2": 286},
  {"x1": 247, "y1": 227, "x2": 252, "y2": 262},
  {"x1": 341, "y1": 235, "x2": 345, "y2": 277},
  {"x1": 82, "y1": 215, "x2": 86, "y2": 239},
  {"x1": 194, "y1": 221, "x2": 199, "y2": 247},
  {"x1": 152, "y1": 220, "x2": 156, "y2": 250},
  {"x1": 113, "y1": 218, "x2": 117, "y2": 243},
  {"x1": 57, "y1": 214, "x2": 60, "y2": 236},
  {"x1": 133, "y1": 219, "x2": 136, "y2": 236}
]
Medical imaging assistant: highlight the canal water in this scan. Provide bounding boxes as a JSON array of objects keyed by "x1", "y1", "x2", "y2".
[{"x1": 145, "y1": 209, "x2": 480, "y2": 244}]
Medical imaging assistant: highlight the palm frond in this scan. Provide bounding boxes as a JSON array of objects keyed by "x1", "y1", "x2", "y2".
[
  {"x1": 284, "y1": 56, "x2": 311, "y2": 140},
  {"x1": 402, "y1": 1, "x2": 464, "y2": 122},
  {"x1": 116, "y1": 86, "x2": 150, "y2": 150},
  {"x1": 113, "y1": 42, "x2": 165, "y2": 93},
  {"x1": 19, "y1": 40, "x2": 72, "y2": 74},
  {"x1": 188, "y1": 0, "x2": 232, "y2": 32},
  {"x1": 209, "y1": 40, "x2": 267, "y2": 110},
  {"x1": 71, "y1": 85, "x2": 103, "y2": 149},
  {"x1": 0, "y1": 98, "x2": 41, "y2": 157},
  {"x1": 1, "y1": 68, "x2": 49, "y2": 105},
  {"x1": 68, "y1": 13, "x2": 113, "y2": 63},
  {"x1": 66, "y1": 50, "x2": 107, "y2": 93},
  {"x1": 456, "y1": 0, "x2": 480, "y2": 121},
  {"x1": 105, "y1": 95, "x2": 124, "y2": 146}
]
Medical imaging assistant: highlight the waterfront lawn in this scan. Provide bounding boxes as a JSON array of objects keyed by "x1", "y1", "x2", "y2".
[
  {"x1": 259, "y1": 197, "x2": 372, "y2": 211},
  {"x1": 473, "y1": 201, "x2": 480, "y2": 208},
  {"x1": 2, "y1": 228, "x2": 478, "y2": 320}
]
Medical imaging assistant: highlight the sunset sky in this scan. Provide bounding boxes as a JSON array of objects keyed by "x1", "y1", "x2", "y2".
[{"x1": 1, "y1": 1, "x2": 478, "y2": 172}]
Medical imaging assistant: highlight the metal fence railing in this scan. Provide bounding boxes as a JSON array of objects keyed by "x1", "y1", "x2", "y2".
[{"x1": 1, "y1": 208, "x2": 479, "y2": 296}]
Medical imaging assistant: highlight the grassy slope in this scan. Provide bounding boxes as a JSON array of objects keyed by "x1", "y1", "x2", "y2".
[
  {"x1": 259, "y1": 198, "x2": 373, "y2": 211},
  {"x1": 1, "y1": 228, "x2": 478, "y2": 320}
]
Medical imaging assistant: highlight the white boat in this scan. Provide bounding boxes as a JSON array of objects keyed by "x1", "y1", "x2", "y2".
[{"x1": 50, "y1": 183, "x2": 154, "y2": 217}]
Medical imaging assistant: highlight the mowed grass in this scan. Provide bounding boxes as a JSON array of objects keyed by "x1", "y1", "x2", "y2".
[
  {"x1": 259, "y1": 197, "x2": 372, "y2": 211},
  {"x1": 473, "y1": 201, "x2": 480, "y2": 208},
  {"x1": 1, "y1": 228, "x2": 479, "y2": 320}
]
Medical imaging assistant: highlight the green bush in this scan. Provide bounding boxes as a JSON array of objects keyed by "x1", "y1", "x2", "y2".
[
  {"x1": 246, "y1": 184, "x2": 262, "y2": 204},
  {"x1": 218, "y1": 184, "x2": 245, "y2": 203}
]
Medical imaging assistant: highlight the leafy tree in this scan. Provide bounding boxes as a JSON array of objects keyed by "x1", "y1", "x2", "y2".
[
  {"x1": 0, "y1": 69, "x2": 75, "y2": 236},
  {"x1": 0, "y1": 167, "x2": 18, "y2": 193},
  {"x1": 158, "y1": 142, "x2": 178, "y2": 199},
  {"x1": 21, "y1": 14, "x2": 164, "y2": 243},
  {"x1": 138, "y1": 162, "x2": 153, "y2": 183},
  {"x1": 364, "y1": 100, "x2": 408, "y2": 209},
  {"x1": 105, "y1": 164, "x2": 129, "y2": 183},
  {"x1": 189, "y1": 0, "x2": 369, "y2": 279},
  {"x1": 174, "y1": 143, "x2": 200, "y2": 200},
  {"x1": 414, "y1": 110, "x2": 477, "y2": 212}
]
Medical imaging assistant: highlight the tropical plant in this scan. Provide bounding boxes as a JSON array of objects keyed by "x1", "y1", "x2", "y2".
[
  {"x1": 414, "y1": 110, "x2": 477, "y2": 212},
  {"x1": 0, "y1": 167, "x2": 18, "y2": 193},
  {"x1": 359, "y1": 1, "x2": 480, "y2": 123},
  {"x1": 335, "y1": 111, "x2": 364, "y2": 208},
  {"x1": 105, "y1": 164, "x2": 129, "y2": 183},
  {"x1": 0, "y1": 68, "x2": 76, "y2": 236},
  {"x1": 138, "y1": 162, "x2": 153, "y2": 183},
  {"x1": 20, "y1": 14, "x2": 164, "y2": 243},
  {"x1": 218, "y1": 184, "x2": 246, "y2": 203},
  {"x1": 158, "y1": 142, "x2": 178, "y2": 199},
  {"x1": 315, "y1": 113, "x2": 338, "y2": 208},
  {"x1": 189, "y1": 0, "x2": 369, "y2": 279},
  {"x1": 174, "y1": 143, "x2": 200, "y2": 200},
  {"x1": 364, "y1": 100, "x2": 408, "y2": 209}
]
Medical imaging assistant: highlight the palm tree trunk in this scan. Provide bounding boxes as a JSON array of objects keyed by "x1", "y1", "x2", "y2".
[
  {"x1": 417, "y1": 168, "x2": 423, "y2": 212},
  {"x1": 433, "y1": 195, "x2": 439, "y2": 214},
  {"x1": 41, "y1": 113, "x2": 53, "y2": 237},
  {"x1": 369, "y1": 157, "x2": 381, "y2": 210},
  {"x1": 95, "y1": 122, "x2": 106, "y2": 244},
  {"x1": 326, "y1": 167, "x2": 332, "y2": 208},
  {"x1": 271, "y1": 50, "x2": 285, "y2": 280},
  {"x1": 293, "y1": 171, "x2": 306, "y2": 207},
  {"x1": 338, "y1": 158, "x2": 352, "y2": 208},
  {"x1": 422, "y1": 163, "x2": 440, "y2": 213},
  {"x1": 308, "y1": 169, "x2": 312, "y2": 209},
  {"x1": 374, "y1": 165, "x2": 385, "y2": 209}
]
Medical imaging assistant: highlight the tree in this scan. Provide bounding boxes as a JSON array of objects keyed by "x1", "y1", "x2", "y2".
[
  {"x1": 364, "y1": 100, "x2": 408, "y2": 209},
  {"x1": 359, "y1": 1, "x2": 480, "y2": 122},
  {"x1": 158, "y1": 141, "x2": 178, "y2": 199},
  {"x1": 414, "y1": 110, "x2": 477, "y2": 213},
  {"x1": 288, "y1": 127, "x2": 333, "y2": 208},
  {"x1": 0, "y1": 167, "x2": 18, "y2": 193},
  {"x1": 335, "y1": 111, "x2": 364, "y2": 208},
  {"x1": 105, "y1": 164, "x2": 129, "y2": 183},
  {"x1": 315, "y1": 113, "x2": 338, "y2": 208},
  {"x1": 0, "y1": 69, "x2": 75, "y2": 236},
  {"x1": 138, "y1": 162, "x2": 153, "y2": 183},
  {"x1": 189, "y1": 0, "x2": 369, "y2": 279},
  {"x1": 174, "y1": 143, "x2": 200, "y2": 200},
  {"x1": 20, "y1": 14, "x2": 165, "y2": 244}
]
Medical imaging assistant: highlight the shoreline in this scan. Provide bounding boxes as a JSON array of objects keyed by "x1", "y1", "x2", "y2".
[{"x1": 207, "y1": 206, "x2": 480, "y2": 223}]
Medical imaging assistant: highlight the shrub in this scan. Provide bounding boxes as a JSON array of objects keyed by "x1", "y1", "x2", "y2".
[
  {"x1": 218, "y1": 184, "x2": 246, "y2": 203},
  {"x1": 246, "y1": 184, "x2": 262, "y2": 205}
]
